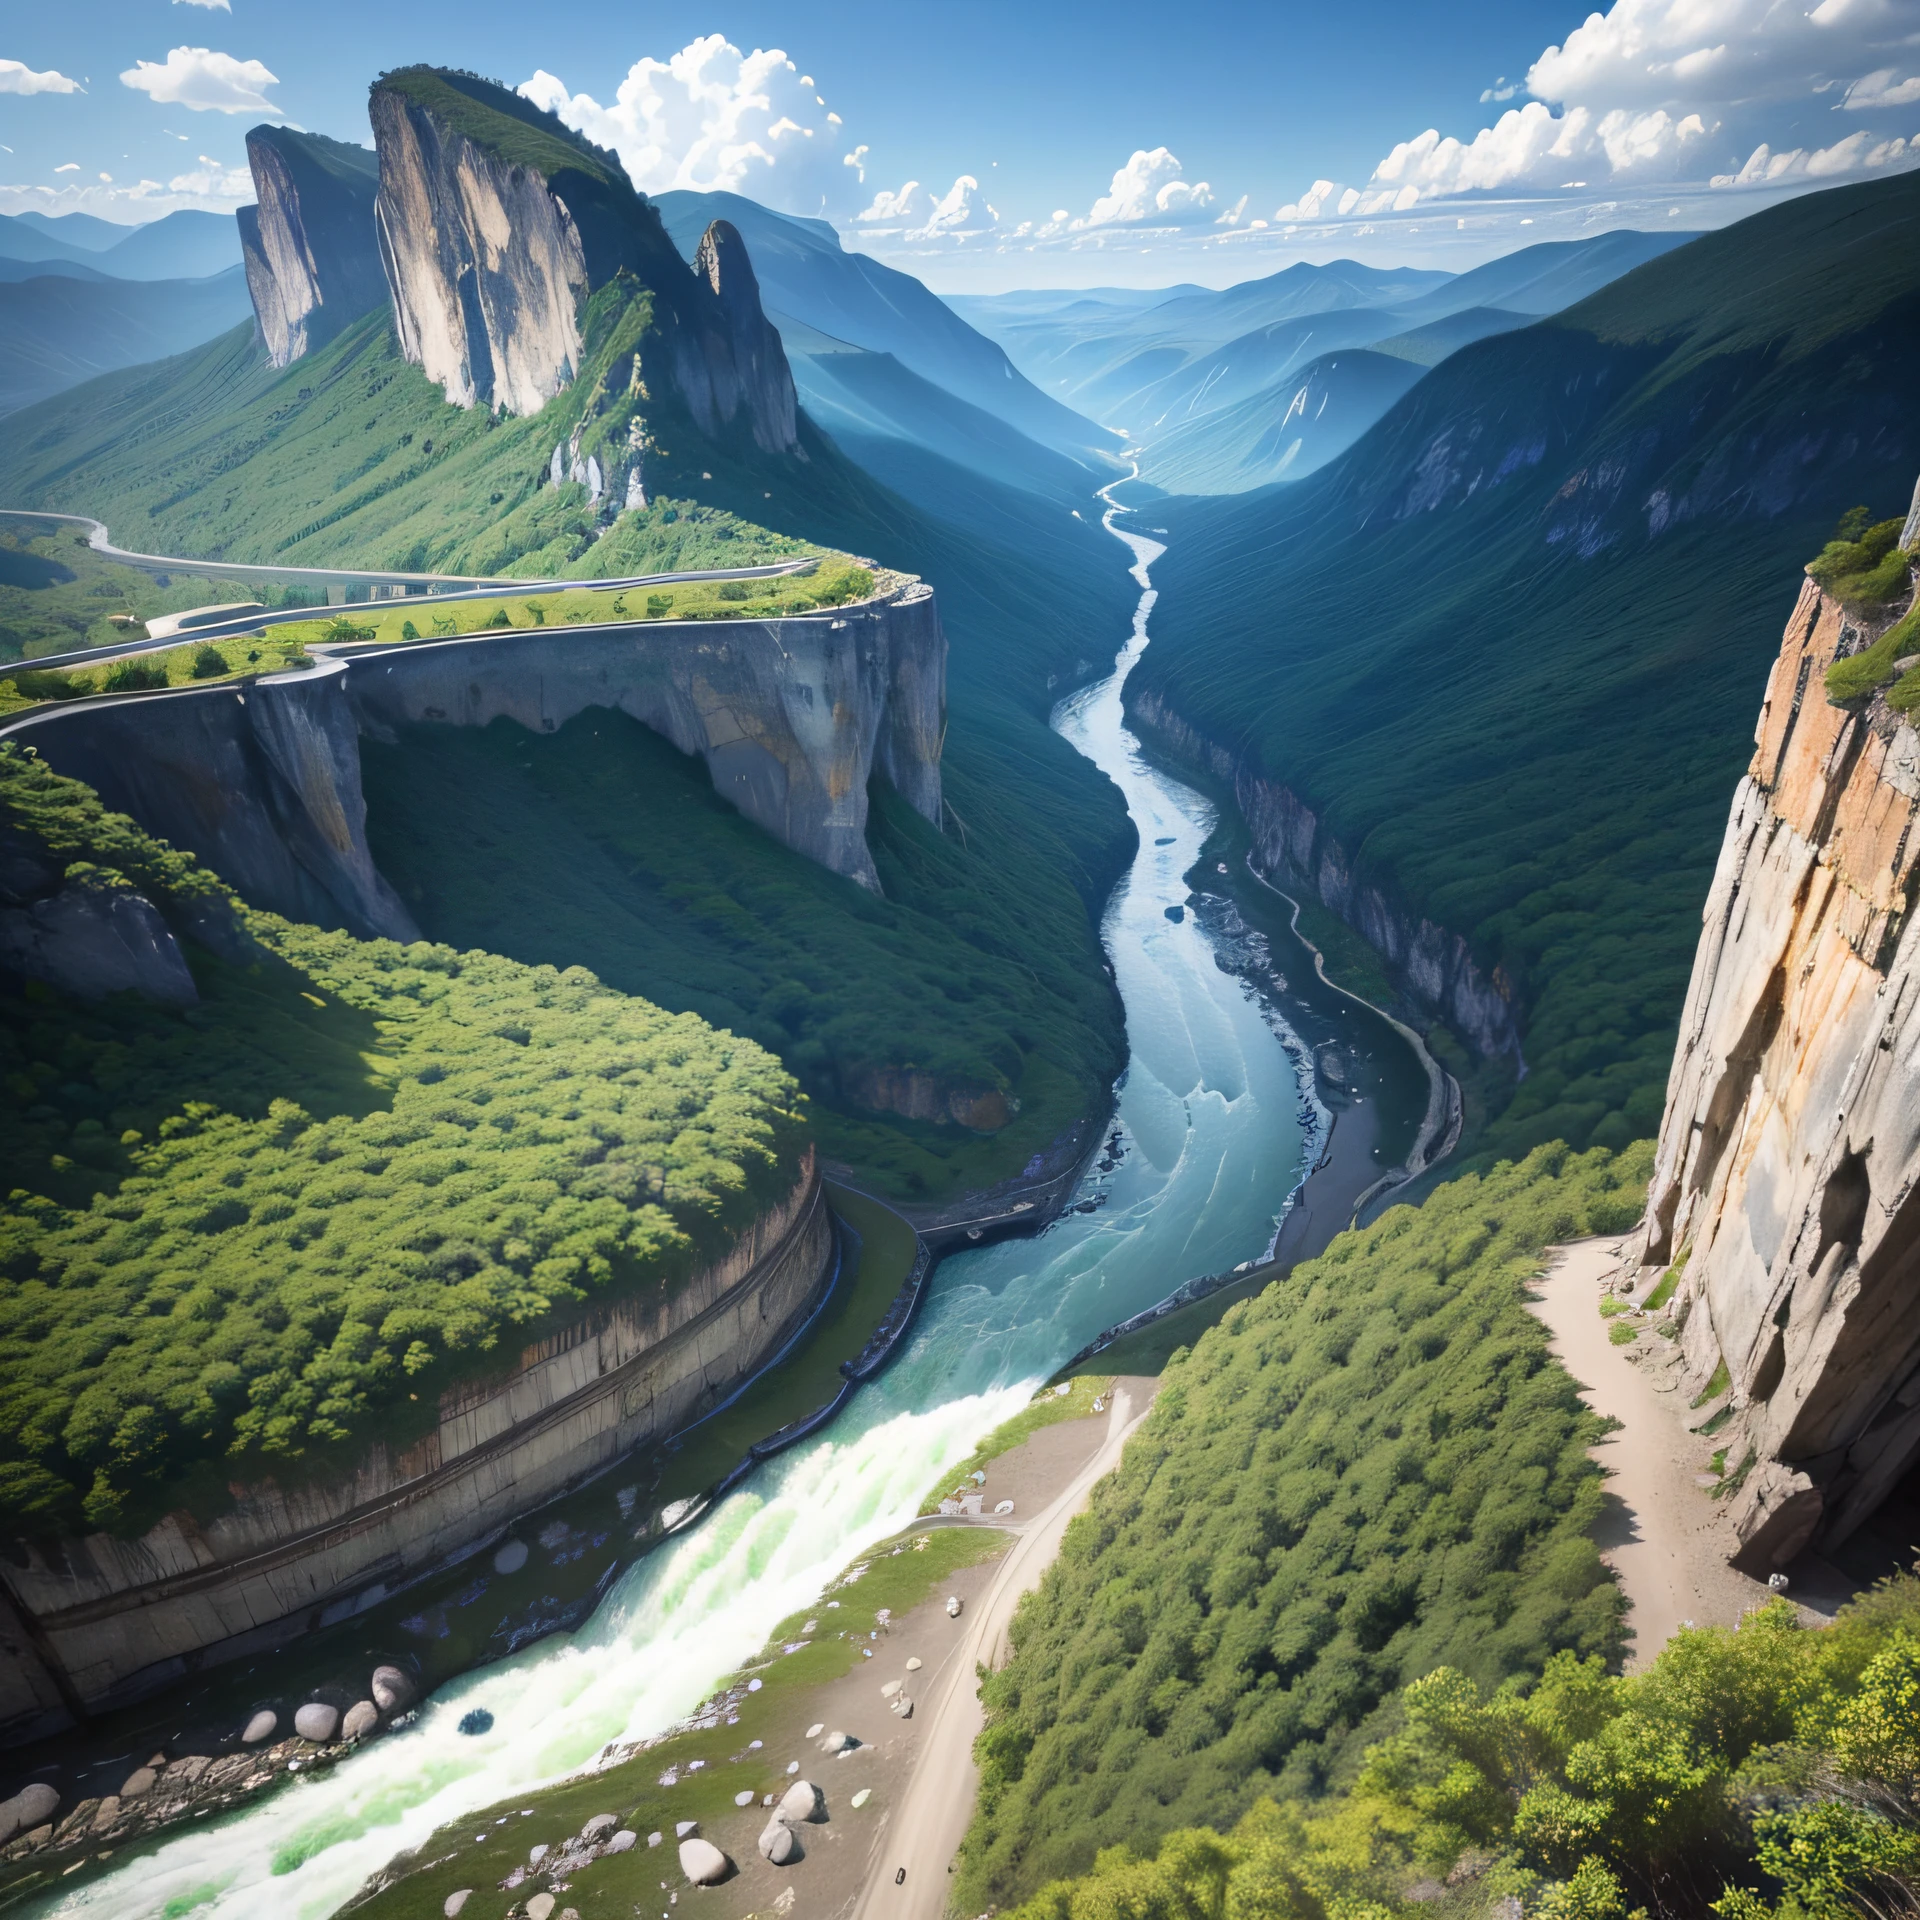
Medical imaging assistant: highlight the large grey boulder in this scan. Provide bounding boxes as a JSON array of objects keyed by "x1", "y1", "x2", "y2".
[
  {"x1": 341, "y1": 1700, "x2": 379, "y2": 1742},
  {"x1": 778, "y1": 1779, "x2": 823, "y2": 1824},
  {"x1": 0, "y1": 1784, "x2": 58, "y2": 1845},
  {"x1": 580, "y1": 1812, "x2": 618, "y2": 1842},
  {"x1": 293, "y1": 1702, "x2": 340, "y2": 1743},
  {"x1": 678, "y1": 1836, "x2": 732, "y2": 1885},
  {"x1": 759, "y1": 1820, "x2": 799, "y2": 1866},
  {"x1": 242, "y1": 1709, "x2": 278, "y2": 1744}
]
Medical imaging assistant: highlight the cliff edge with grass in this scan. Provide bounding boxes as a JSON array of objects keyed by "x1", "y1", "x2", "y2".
[{"x1": 1634, "y1": 487, "x2": 1920, "y2": 1572}]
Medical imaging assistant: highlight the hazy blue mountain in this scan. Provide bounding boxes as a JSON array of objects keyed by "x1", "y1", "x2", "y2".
[
  {"x1": 0, "y1": 255, "x2": 111, "y2": 286},
  {"x1": 94, "y1": 210, "x2": 244, "y2": 281},
  {"x1": 1367, "y1": 304, "x2": 1535, "y2": 366},
  {"x1": 12, "y1": 210, "x2": 132, "y2": 252},
  {"x1": 0, "y1": 264, "x2": 253, "y2": 414},
  {"x1": 777, "y1": 313, "x2": 1103, "y2": 512},
  {"x1": 652, "y1": 188, "x2": 1118, "y2": 470},
  {"x1": 0, "y1": 212, "x2": 101, "y2": 269},
  {"x1": 1138, "y1": 347, "x2": 1427, "y2": 493},
  {"x1": 1387, "y1": 228, "x2": 1700, "y2": 323}
]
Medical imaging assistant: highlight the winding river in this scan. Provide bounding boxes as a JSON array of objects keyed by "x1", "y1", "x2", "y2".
[{"x1": 30, "y1": 498, "x2": 1323, "y2": 1919}]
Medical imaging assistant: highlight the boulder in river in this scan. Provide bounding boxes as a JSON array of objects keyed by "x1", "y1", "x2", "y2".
[
  {"x1": 119, "y1": 1767, "x2": 157, "y2": 1800},
  {"x1": 493, "y1": 1539, "x2": 529, "y2": 1574},
  {"x1": 293, "y1": 1702, "x2": 339, "y2": 1743},
  {"x1": 241, "y1": 1710, "x2": 278, "y2": 1744},
  {"x1": 759, "y1": 1820, "x2": 798, "y2": 1865},
  {"x1": 370, "y1": 1665, "x2": 413, "y2": 1711},
  {"x1": 678, "y1": 1837, "x2": 732, "y2": 1885},
  {"x1": 341, "y1": 1700, "x2": 379, "y2": 1742},
  {"x1": 778, "y1": 1779, "x2": 823, "y2": 1824},
  {"x1": 0, "y1": 1784, "x2": 58, "y2": 1844}
]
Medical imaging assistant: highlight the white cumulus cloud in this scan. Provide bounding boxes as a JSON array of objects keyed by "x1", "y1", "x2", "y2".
[
  {"x1": 1078, "y1": 147, "x2": 1214, "y2": 227},
  {"x1": 855, "y1": 180, "x2": 921, "y2": 223},
  {"x1": 0, "y1": 59, "x2": 81, "y2": 96},
  {"x1": 120, "y1": 46, "x2": 280, "y2": 115},
  {"x1": 1270, "y1": 0, "x2": 1920, "y2": 219},
  {"x1": 522, "y1": 36, "x2": 863, "y2": 218},
  {"x1": 173, "y1": 0, "x2": 233, "y2": 10},
  {"x1": 907, "y1": 174, "x2": 998, "y2": 242}
]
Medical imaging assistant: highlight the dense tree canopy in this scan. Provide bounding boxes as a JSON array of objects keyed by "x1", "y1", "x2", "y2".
[
  {"x1": 0, "y1": 745, "x2": 807, "y2": 1537},
  {"x1": 960, "y1": 1143, "x2": 1650, "y2": 1910}
]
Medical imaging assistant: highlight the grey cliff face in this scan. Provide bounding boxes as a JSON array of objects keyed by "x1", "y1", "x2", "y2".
[
  {"x1": 1636, "y1": 562, "x2": 1920, "y2": 1572},
  {"x1": 367, "y1": 75, "x2": 800, "y2": 465},
  {"x1": 1127, "y1": 686, "x2": 1524, "y2": 1062},
  {"x1": 346, "y1": 583, "x2": 943, "y2": 891},
  {"x1": 371, "y1": 87, "x2": 593, "y2": 416},
  {"x1": 0, "y1": 831, "x2": 197, "y2": 1006},
  {"x1": 238, "y1": 126, "x2": 385, "y2": 370},
  {"x1": 14, "y1": 664, "x2": 418, "y2": 943}
]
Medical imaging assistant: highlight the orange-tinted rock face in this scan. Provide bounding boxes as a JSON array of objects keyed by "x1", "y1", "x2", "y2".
[{"x1": 1639, "y1": 569, "x2": 1920, "y2": 1571}]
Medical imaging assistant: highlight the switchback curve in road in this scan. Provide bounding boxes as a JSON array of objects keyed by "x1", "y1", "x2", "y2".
[{"x1": 850, "y1": 1381, "x2": 1156, "y2": 1920}]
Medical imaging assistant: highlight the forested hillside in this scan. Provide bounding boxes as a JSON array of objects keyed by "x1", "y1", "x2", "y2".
[
  {"x1": 1132, "y1": 169, "x2": 1920, "y2": 1171},
  {"x1": 0, "y1": 307, "x2": 1138, "y2": 1201},
  {"x1": 958, "y1": 1141, "x2": 1648, "y2": 1909},
  {"x1": 0, "y1": 745, "x2": 806, "y2": 1539}
]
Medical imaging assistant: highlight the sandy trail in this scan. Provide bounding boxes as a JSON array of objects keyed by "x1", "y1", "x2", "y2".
[
  {"x1": 849, "y1": 1382, "x2": 1155, "y2": 1920},
  {"x1": 1528, "y1": 1238, "x2": 1794, "y2": 1666}
]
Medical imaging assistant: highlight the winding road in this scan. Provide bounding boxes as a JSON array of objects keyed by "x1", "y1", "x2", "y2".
[
  {"x1": 851, "y1": 1381, "x2": 1156, "y2": 1920},
  {"x1": 1, "y1": 507, "x2": 819, "y2": 672}
]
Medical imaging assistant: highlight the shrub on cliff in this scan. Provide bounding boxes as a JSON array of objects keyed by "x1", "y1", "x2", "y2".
[
  {"x1": 0, "y1": 746, "x2": 809, "y2": 1538},
  {"x1": 998, "y1": 1580, "x2": 1920, "y2": 1920},
  {"x1": 1808, "y1": 512, "x2": 1913, "y2": 611},
  {"x1": 957, "y1": 1142, "x2": 1647, "y2": 1912}
]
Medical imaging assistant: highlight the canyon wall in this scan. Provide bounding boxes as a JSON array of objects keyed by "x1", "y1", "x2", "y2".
[
  {"x1": 1129, "y1": 687, "x2": 1524, "y2": 1062},
  {"x1": 237, "y1": 126, "x2": 386, "y2": 369},
  {"x1": 1635, "y1": 560, "x2": 1920, "y2": 1571},
  {"x1": 9, "y1": 583, "x2": 945, "y2": 910},
  {"x1": 0, "y1": 1160, "x2": 834, "y2": 1713}
]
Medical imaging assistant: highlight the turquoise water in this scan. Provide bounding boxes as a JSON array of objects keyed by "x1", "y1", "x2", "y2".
[{"x1": 32, "y1": 499, "x2": 1315, "y2": 1920}]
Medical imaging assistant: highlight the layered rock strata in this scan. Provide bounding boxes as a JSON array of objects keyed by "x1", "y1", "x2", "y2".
[
  {"x1": 0, "y1": 1159, "x2": 833, "y2": 1714},
  {"x1": 1635, "y1": 560, "x2": 1920, "y2": 1570},
  {"x1": 237, "y1": 125, "x2": 386, "y2": 368},
  {"x1": 1128, "y1": 687, "x2": 1524, "y2": 1061}
]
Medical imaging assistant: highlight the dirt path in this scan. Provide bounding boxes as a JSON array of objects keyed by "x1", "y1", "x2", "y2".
[
  {"x1": 1528, "y1": 1238, "x2": 1827, "y2": 1668},
  {"x1": 848, "y1": 1381, "x2": 1156, "y2": 1920}
]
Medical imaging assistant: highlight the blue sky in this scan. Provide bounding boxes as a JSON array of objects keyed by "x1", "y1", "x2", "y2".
[{"x1": 4, "y1": 0, "x2": 1918, "y2": 288}]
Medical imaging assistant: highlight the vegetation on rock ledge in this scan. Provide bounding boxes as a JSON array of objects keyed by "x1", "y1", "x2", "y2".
[{"x1": 0, "y1": 746, "x2": 807, "y2": 1538}]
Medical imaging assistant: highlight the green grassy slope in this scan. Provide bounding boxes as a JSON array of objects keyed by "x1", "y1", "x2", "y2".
[
  {"x1": 1132, "y1": 169, "x2": 1920, "y2": 1169},
  {"x1": 0, "y1": 307, "x2": 1137, "y2": 1202},
  {"x1": 0, "y1": 745, "x2": 806, "y2": 1539},
  {"x1": 956, "y1": 1140, "x2": 1647, "y2": 1910}
]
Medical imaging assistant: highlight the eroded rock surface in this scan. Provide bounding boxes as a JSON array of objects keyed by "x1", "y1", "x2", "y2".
[
  {"x1": 1637, "y1": 560, "x2": 1920, "y2": 1569},
  {"x1": 238, "y1": 125, "x2": 385, "y2": 369}
]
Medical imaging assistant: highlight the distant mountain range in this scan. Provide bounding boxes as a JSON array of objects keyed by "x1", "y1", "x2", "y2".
[
  {"x1": 0, "y1": 209, "x2": 251, "y2": 414},
  {"x1": 955, "y1": 230, "x2": 1699, "y2": 492}
]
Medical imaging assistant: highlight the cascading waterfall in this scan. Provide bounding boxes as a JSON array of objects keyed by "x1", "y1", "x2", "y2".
[{"x1": 32, "y1": 490, "x2": 1316, "y2": 1920}]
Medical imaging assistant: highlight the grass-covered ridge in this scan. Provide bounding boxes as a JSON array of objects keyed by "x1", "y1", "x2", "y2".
[
  {"x1": 373, "y1": 66, "x2": 628, "y2": 191},
  {"x1": 957, "y1": 1141, "x2": 1648, "y2": 1911},
  {"x1": 1001, "y1": 1582, "x2": 1920, "y2": 1920},
  {"x1": 0, "y1": 745, "x2": 808, "y2": 1539}
]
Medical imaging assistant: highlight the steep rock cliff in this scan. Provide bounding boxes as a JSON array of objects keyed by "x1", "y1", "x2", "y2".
[
  {"x1": 1129, "y1": 686, "x2": 1524, "y2": 1062},
  {"x1": 237, "y1": 125, "x2": 385, "y2": 369},
  {"x1": 1635, "y1": 543, "x2": 1920, "y2": 1571},
  {"x1": 10, "y1": 663, "x2": 418, "y2": 942},
  {"x1": 368, "y1": 66, "x2": 799, "y2": 483}
]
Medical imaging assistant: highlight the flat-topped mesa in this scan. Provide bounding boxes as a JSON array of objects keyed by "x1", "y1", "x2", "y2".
[
  {"x1": 237, "y1": 125, "x2": 386, "y2": 369},
  {"x1": 1634, "y1": 505, "x2": 1920, "y2": 1573},
  {"x1": 367, "y1": 65, "x2": 800, "y2": 473}
]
